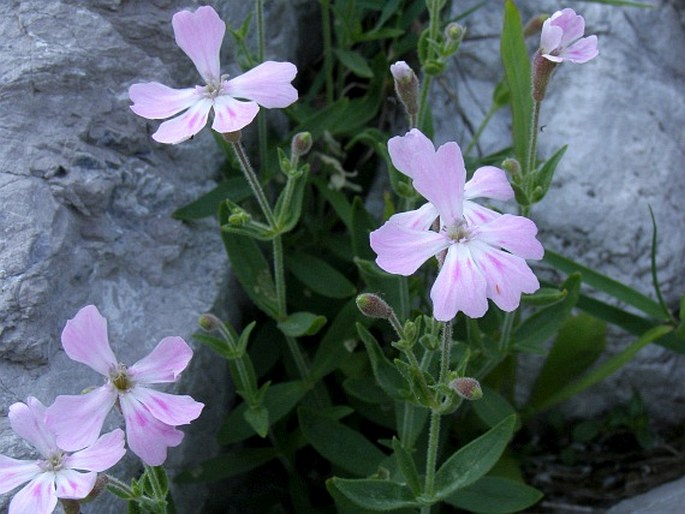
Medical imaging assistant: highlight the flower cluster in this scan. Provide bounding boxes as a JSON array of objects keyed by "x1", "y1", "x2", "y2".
[{"x1": 370, "y1": 129, "x2": 544, "y2": 321}]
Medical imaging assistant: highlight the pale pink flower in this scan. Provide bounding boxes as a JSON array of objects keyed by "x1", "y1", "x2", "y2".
[
  {"x1": 370, "y1": 129, "x2": 544, "y2": 322},
  {"x1": 0, "y1": 397, "x2": 124, "y2": 514},
  {"x1": 129, "y1": 5, "x2": 298, "y2": 144},
  {"x1": 46, "y1": 306, "x2": 204, "y2": 466},
  {"x1": 540, "y1": 8, "x2": 598, "y2": 64}
]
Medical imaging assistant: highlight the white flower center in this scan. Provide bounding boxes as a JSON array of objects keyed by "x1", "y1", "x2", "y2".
[
  {"x1": 203, "y1": 74, "x2": 229, "y2": 100},
  {"x1": 109, "y1": 363, "x2": 134, "y2": 392},
  {"x1": 39, "y1": 451, "x2": 65, "y2": 472},
  {"x1": 445, "y1": 220, "x2": 473, "y2": 243}
]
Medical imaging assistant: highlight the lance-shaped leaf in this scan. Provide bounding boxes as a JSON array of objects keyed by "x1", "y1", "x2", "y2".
[
  {"x1": 329, "y1": 477, "x2": 420, "y2": 511},
  {"x1": 445, "y1": 476, "x2": 543, "y2": 513}
]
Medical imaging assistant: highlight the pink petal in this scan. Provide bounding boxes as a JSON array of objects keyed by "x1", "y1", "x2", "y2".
[
  {"x1": 129, "y1": 82, "x2": 201, "y2": 120},
  {"x1": 47, "y1": 386, "x2": 117, "y2": 452},
  {"x1": 462, "y1": 201, "x2": 501, "y2": 225},
  {"x1": 387, "y1": 128, "x2": 435, "y2": 179},
  {"x1": 172, "y1": 6, "x2": 225, "y2": 84},
  {"x1": 0, "y1": 456, "x2": 41, "y2": 495},
  {"x1": 210, "y1": 95, "x2": 260, "y2": 134},
  {"x1": 152, "y1": 98, "x2": 213, "y2": 144},
  {"x1": 431, "y1": 244, "x2": 488, "y2": 321},
  {"x1": 8, "y1": 398, "x2": 55, "y2": 457},
  {"x1": 131, "y1": 387, "x2": 204, "y2": 426},
  {"x1": 54, "y1": 469, "x2": 96, "y2": 500},
  {"x1": 412, "y1": 141, "x2": 466, "y2": 225},
  {"x1": 563, "y1": 35, "x2": 599, "y2": 64},
  {"x1": 128, "y1": 336, "x2": 193, "y2": 384},
  {"x1": 389, "y1": 202, "x2": 439, "y2": 231},
  {"x1": 475, "y1": 214, "x2": 544, "y2": 260},
  {"x1": 63, "y1": 429, "x2": 126, "y2": 473},
  {"x1": 119, "y1": 395, "x2": 184, "y2": 466},
  {"x1": 61, "y1": 305, "x2": 117, "y2": 376},
  {"x1": 464, "y1": 166, "x2": 513, "y2": 201},
  {"x1": 370, "y1": 216, "x2": 451, "y2": 276},
  {"x1": 551, "y1": 9, "x2": 586, "y2": 48},
  {"x1": 224, "y1": 61, "x2": 298, "y2": 108},
  {"x1": 8, "y1": 474, "x2": 57, "y2": 514},
  {"x1": 540, "y1": 23, "x2": 563, "y2": 55},
  {"x1": 470, "y1": 242, "x2": 540, "y2": 312}
]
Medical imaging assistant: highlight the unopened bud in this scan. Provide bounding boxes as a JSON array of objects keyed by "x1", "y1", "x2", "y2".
[
  {"x1": 356, "y1": 293, "x2": 394, "y2": 320},
  {"x1": 199, "y1": 313, "x2": 222, "y2": 331},
  {"x1": 291, "y1": 131, "x2": 313, "y2": 158},
  {"x1": 444, "y1": 22, "x2": 465, "y2": 42},
  {"x1": 402, "y1": 320, "x2": 417, "y2": 344},
  {"x1": 390, "y1": 61, "x2": 419, "y2": 117},
  {"x1": 222, "y1": 130, "x2": 242, "y2": 143},
  {"x1": 228, "y1": 208, "x2": 251, "y2": 225},
  {"x1": 523, "y1": 14, "x2": 547, "y2": 38},
  {"x1": 449, "y1": 377, "x2": 483, "y2": 401},
  {"x1": 501, "y1": 158, "x2": 522, "y2": 178},
  {"x1": 532, "y1": 49, "x2": 557, "y2": 102}
]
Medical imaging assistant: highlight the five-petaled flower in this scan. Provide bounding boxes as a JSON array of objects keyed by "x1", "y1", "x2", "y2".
[
  {"x1": 129, "y1": 5, "x2": 298, "y2": 144},
  {"x1": 0, "y1": 397, "x2": 125, "y2": 514},
  {"x1": 370, "y1": 129, "x2": 544, "y2": 322},
  {"x1": 540, "y1": 8, "x2": 598, "y2": 64},
  {"x1": 46, "y1": 305, "x2": 204, "y2": 466}
]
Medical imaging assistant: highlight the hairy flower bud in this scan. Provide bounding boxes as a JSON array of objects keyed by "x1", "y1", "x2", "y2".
[
  {"x1": 390, "y1": 61, "x2": 419, "y2": 117},
  {"x1": 356, "y1": 293, "x2": 394, "y2": 320},
  {"x1": 291, "y1": 131, "x2": 313, "y2": 158},
  {"x1": 501, "y1": 158, "x2": 522, "y2": 178},
  {"x1": 198, "y1": 313, "x2": 222, "y2": 331},
  {"x1": 523, "y1": 14, "x2": 547, "y2": 38},
  {"x1": 444, "y1": 22, "x2": 465, "y2": 42},
  {"x1": 449, "y1": 377, "x2": 483, "y2": 401},
  {"x1": 532, "y1": 50, "x2": 557, "y2": 102}
]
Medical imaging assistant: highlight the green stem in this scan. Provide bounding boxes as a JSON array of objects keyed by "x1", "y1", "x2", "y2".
[
  {"x1": 273, "y1": 235, "x2": 287, "y2": 319},
  {"x1": 464, "y1": 103, "x2": 497, "y2": 156},
  {"x1": 499, "y1": 311, "x2": 515, "y2": 354},
  {"x1": 417, "y1": 75, "x2": 433, "y2": 133},
  {"x1": 320, "y1": 0, "x2": 334, "y2": 104},
  {"x1": 231, "y1": 141, "x2": 276, "y2": 228},
  {"x1": 526, "y1": 100, "x2": 542, "y2": 176}
]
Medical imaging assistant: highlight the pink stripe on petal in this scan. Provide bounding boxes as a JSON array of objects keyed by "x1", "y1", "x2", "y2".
[
  {"x1": 128, "y1": 336, "x2": 193, "y2": 384},
  {"x1": 370, "y1": 217, "x2": 450, "y2": 276},
  {"x1": 8, "y1": 474, "x2": 57, "y2": 514},
  {"x1": 475, "y1": 214, "x2": 544, "y2": 260},
  {"x1": 8, "y1": 398, "x2": 56, "y2": 458},
  {"x1": 387, "y1": 128, "x2": 435, "y2": 179},
  {"x1": 61, "y1": 305, "x2": 117, "y2": 376},
  {"x1": 464, "y1": 166, "x2": 513, "y2": 201},
  {"x1": 470, "y1": 242, "x2": 540, "y2": 312},
  {"x1": 431, "y1": 244, "x2": 488, "y2": 321},
  {"x1": 64, "y1": 429, "x2": 125, "y2": 473},
  {"x1": 0, "y1": 456, "x2": 41, "y2": 495},
  {"x1": 553, "y1": 9, "x2": 586, "y2": 48},
  {"x1": 210, "y1": 95, "x2": 260, "y2": 134},
  {"x1": 152, "y1": 98, "x2": 213, "y2": 144},
  {"x1": 462, "y1": 201, "x2": 501, "y2": 225},
  {"x1": 129, "y1": 82, "x2": 200, "y2": 120},
  {"x1": 47, "y1": 386, "x2": 117, "y2": 452},
  {"x1": 54, "y1": 469, "x2": 96, "y2": 500},
  {"x1": 412, "y1": 142, "x2": 466, "y2": 225},
  {"x1": 172, "y1": 6, "x2": 225, "y2": 84},
  {"x1": 224, "y1": 61, "x2": 298, "y2": 108},
  {"x1": 563, "y1": 35, "x2": 599, "y2": 64},
  {"x1": 131, "y1": 387, "x2": 203, "y2": 427},
  {"x1": 120, "y1": 395, "x2": 184, "y2": 466}
]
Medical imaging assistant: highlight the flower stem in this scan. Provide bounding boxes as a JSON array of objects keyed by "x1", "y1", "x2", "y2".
[
  {"x1": 526, "y1": 100, "x2": 542, "y2": 177},
  {"x1": 273, "y1": 235, "x2": 287, "y2": 319},
  {"x1": 231, "y1": 141, "x2": 276, "y2": 228},
  {"x1": 465, "y1": 103, "x2": 497, "y2": 156},
  {"x1": 417, "y1": 75, "x2": 432, "y2": 133}
]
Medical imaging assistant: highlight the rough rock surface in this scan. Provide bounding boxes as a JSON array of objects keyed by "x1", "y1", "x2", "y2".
[
  {"x1": 606, "y1": 475, "x2": 685, "y2": 513},
  {"x1": 431, "y1": 0, "x2": 685, "y2": 424},
  {"x1": 0, "y1": 0, "x2": 309, "y2": 512}
]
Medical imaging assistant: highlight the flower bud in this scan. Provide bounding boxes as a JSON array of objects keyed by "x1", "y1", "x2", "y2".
[
  {"x1": 390, "y1": 61, "x2": 419, "y2": 117},
  {"x1": 532, "y1": 49, "x2": 557, "y2": 102},
  {"x1": 501, "y1": 158, "x2": 522, "y2": 179},
  {"x1": 198, "y1": 313, "x2": 222, "y2": 331},
  {"x1": 449, "y1": 377, "x2": 483, "y2": 401},
  {"x1": 444, "y1": 22, "x2": 465, "y2": 42},
  {"x1": 523, "y1": 14, "x2": 547, "y2": 38},
  {"x1": 291, "y1": 131, "x2": 313, "y2": 158},
  {"x1": 228, "y1": 208, "x2": 251, "y2": 225},
  {"x1": 356, "y1": 293, "x2": 394, "y2": 320}
]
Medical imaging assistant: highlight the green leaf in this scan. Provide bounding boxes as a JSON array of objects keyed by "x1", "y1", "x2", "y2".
[
  {"x1": 678, "y1": 295, "x2": 685, "y2": 339},
  {"x1": 395, "y1": 402, "x2": 429, "y2": 451},
  {"x1": 355, "y1": 258, "x2": 409, "y2": 321},
  {"x1": 544, "y1": 249, "x2": 668, "y2": 320},
  {"x1": 329, "y1": 478, "x2": 419, "y2": 511},
  {"x1": 500, "y1": 0, "x2": 533, "y2": 169},
  {"x1": 334, "y1": 48, "x2": 375, "y2": 78},
  {"x1": 288, "y1": 252, "x2": 356, "y2": 299},
  {"x1": 357, "y1": 324, "x2": 405, "y2": 400},
  {"x1": 277, "y1": 311, "x2": 327, "y2": 337},
  {"x1": 274, "y1": 168, "x2": 309, "y2": 233},
  {"x1": 529, "y1": 325, "x2": 672, "y2": 414},
  {"x1": 243, "y1": 405, "x2": 269, "y2": 438},
  {"x1": 172, "y1": 178, "x2": 252, "y2": 221},
  {"x1": 445, "y1": 476, "x2": 543, "y2": 513},
  {"x1": 326, "y1": 479, "x2": 399, "y2": 514},
  {"x1": 528, "y1": 313, "x2": 606, "y2": 410},
  {"x1": 219, "y1": 204, "x2": 279, "y2": 319},
  {"x1": 581, "y1": 0, "x2": 654, "y2": 7},
  {"x1": 351, "y1": 197, "x2": 377, "y2": 260},
  {"x1": 392, "y1": 437, "x2": 421, "y2": 495},
  {"x1": 434, "y1": 415, "x2": 517, "y2": 499},
  {"x1": 472, "y1": 386, "x2": 518, "y2": 429},
  {"x1": 343, "y1": 376, "x2": 390, "y2": 404},
  {"x1": 533, "y1": 145, "x2": 567, "y2": 202},
  {"x1": 513, "y1": 274, "x2": 581, "y2": 354},
  {"x1": 648, "y1": 206, "x2": 672, "y2": 321},
  {"x1": 312, "y1": 176, "x2": 354, "y2": 229},
  {"x1": 299, "y1": 408, "x2": 387, "y2": 476},
  {"x1": 218, "y1": 381, "x2": 308, "y2": 444},
  {"x1": 521, "y1": 287, "x2": 568, "y2": 306},
  {"x1": 176, "y1": 447, "x2": 279, "y2": 483},
  {"x1": 291, "y1": 98, "x2": 351, "y2": 138}
]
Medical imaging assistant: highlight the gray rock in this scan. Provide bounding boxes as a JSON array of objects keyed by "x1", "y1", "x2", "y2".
[
  {"x1": 606, "y1": 475, "x2": 685, "y2": 514},
  {"x1": 431, "y1": 0, "x2": 685, "y2": 424},
  {"x1": 0, "y1": 0, "x2": 308, "y2": 512}
]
